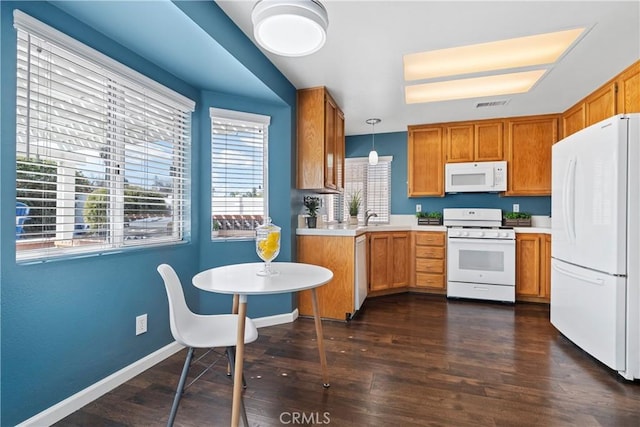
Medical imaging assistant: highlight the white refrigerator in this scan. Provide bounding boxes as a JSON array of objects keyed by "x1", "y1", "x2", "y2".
[{"x1": 551, "y1": 113, "x2": 639, "y2": 380}]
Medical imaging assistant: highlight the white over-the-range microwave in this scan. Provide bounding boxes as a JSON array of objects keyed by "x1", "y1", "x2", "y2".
[{"x1": 445, "y1": 161, "x2": 507, "y2": 193}]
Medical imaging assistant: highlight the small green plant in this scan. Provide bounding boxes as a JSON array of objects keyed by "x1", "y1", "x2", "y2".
[
  {"x1": 212, "y1": 220, "x2": 220, "y2": 231},
  {"x1": 416, "y1": 211, "x2": 442, "y2": 219},
  {"x1": 504, "y1": 212, "x2": 531, "y2": 219},
  {"x1": 348, "y1": 191, "x2": 362, "y2": 217},
  {"x1": 303, "y1": 196, "x2": 320, "y2": 218}
]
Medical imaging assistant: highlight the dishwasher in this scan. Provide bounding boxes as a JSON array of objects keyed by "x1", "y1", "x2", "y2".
[{"x1": 354, "y1": 234, "x2": 368, "y2": 313}]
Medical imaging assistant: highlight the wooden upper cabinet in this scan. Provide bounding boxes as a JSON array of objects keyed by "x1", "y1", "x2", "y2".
[
  {"x1": 446, "y1": 124, "x2": 474, "y2": 162},
  {"x1": 475, "y1": 120, "x2": 504, "y2": 161},
  {"x1": 585, "y1": 83, "x2": 617, "y2": 127},
  {"x1": 561, "y1": 102, "x2": 586, "y2": 139},
  {"x1": 296, "y1": 87, "x2": 345, "y2": 191},
  {"x1": 407, "y1": 125, "x2": 444, "y2": 197},
  {"x1": 335, "y1": 109, "x2": 345, "y2": 191},
  {"x1": 616, "y1": 60, "x2": 640, "y2": 114},
  {"x1": 324, "y1": 95, "x2": 337, "y2": 190},
  {"x1": 560, "y1": 61, "x2": 639, "y2": 137},
  {"x1": 445, "y1": 120, "x2": 504, "y2": 163},
  {"x1": 505, "y1": 115, "x2": 559, "y2": 196}
]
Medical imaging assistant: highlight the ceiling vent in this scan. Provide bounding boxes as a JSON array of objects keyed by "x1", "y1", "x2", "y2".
[{"x1": 475, "y1": 100, "x2": 509, "y2": 108}]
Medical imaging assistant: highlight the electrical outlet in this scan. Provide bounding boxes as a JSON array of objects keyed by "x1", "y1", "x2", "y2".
[
  {"x1": 513, "y1": 204, "x2": 520, "y2": 213},
  {"x1": 416, "y1": 204, "x2": 422, "y2": 213},
  {"x1": 136, "y1": 314, "x2": 147, "y2": 336}
]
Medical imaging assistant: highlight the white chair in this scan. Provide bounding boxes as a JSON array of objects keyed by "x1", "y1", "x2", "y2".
[{"x1": 157, "y1": 264, "x2": 259, "y2": 427}]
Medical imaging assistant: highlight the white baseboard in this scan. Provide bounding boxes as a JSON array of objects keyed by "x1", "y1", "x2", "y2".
[
  {"x1": 17, "y1": 341, "x2": 184, "y2": 427},
  {"x1": 17, "y1": 310, "x2": 297, "y2": 426},
  {"x1": 253, "y1": 308, "x2": 298, "y2": 328}
]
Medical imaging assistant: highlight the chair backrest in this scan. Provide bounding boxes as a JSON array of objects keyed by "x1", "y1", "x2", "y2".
[
  {"x1": 16, "y1": 202, "x2": 30, "y2": 238},
  {"x1": 16, "y1": 202, "x2": 30, "y2": 218},
  {"x1": 157, "y1": 264, "x2": 197, "y2": 346}
]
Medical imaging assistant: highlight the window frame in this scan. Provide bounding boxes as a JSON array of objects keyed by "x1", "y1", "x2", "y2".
[
  {"x1": 341, "y1": 156, "x2": 393, "y2": 224},
  {"x1": 14, "y1": 11, "x2": 194, "y2": 262},
  {"x1": 209, "y1": 107, "x2": 271, "y2": 241}
]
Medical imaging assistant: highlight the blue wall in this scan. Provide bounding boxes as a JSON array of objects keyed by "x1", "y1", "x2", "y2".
[
  {"x1": 346, "y1": 132, "x2": 551, "y2": 216},
  {"x1": 0, "y1": 2, "x2": 296, "y2": 425},
  {"x1": 196, "y1": 91, "x2": 297, "y2": 315}
]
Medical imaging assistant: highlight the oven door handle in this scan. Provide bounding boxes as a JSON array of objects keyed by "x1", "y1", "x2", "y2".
[{"x1": 448, "y1": 238, "x2": 515, "y2": 245}]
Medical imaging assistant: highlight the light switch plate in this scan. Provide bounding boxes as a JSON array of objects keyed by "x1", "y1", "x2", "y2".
[
  {"x1": 513, "y1": 204, "x2": 520, "y2": 213},
  {"x1": 416, "y1": 204, "x2": 422, "y2": 213}
]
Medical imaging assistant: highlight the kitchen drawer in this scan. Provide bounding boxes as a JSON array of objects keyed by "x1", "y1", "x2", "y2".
[
  {"x1": 447, "y1": 282, "x2": 515, "y2": 303},
  {"x1": 416, "y1": 246, "x2": 445, "y2": 259},
  {"x1": 416, "y1": 273, "x2": 445, "y2": 289},
  {"x1": 416, "y1": 258, "x2": 444, "y2": 273},
  {"x1": 416, "y1": 232, "x2": 445, "y2": 246}
]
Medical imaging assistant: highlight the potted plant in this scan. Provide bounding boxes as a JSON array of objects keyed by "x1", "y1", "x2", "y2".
[
  {"x1": 212, "y1": 220, "x2": 221, "y2": 237},
  {"x1": 348, "y1": 191, "x2": 361, "y2": 225},
  {"x1": 303, "y1": 196, "x2": 320, "y2": 228},
  {"x1": 503, "y1": 211, "x2": 532, "y2": 227},
  {"x1": 416, "y1": 211, "x2": 443, "y2": 225}
]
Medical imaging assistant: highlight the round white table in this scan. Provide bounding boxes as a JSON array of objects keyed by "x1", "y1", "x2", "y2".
[{"x1": 192, "y1": 262, "x2": 333, "y2": 427}]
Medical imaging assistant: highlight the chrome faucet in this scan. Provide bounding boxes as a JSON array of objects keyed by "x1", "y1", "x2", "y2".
[{"x1": 365, "y1": 210, "x2": 378, "y2": 226}]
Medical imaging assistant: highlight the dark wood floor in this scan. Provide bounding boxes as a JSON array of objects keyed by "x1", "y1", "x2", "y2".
[{"x1": 56, "y1": 294, "x2": 640, "y2": 426}]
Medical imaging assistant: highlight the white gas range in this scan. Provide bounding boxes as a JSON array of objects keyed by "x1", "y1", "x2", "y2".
[{"x1": 443, "y1": 208, "x2": 516, "y2": 303}]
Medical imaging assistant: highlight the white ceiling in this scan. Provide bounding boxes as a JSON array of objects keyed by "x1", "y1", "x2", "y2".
[{"x1": 217, "y1": 1, "x2": 640, "y2": 136}]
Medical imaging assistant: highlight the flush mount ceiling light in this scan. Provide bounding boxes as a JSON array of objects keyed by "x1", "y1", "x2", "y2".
[
  {"x1": 252, "y1": 0, "x2": 329, "y2": 57},
  {"x1": 366, "y1": 118, "x2": 381, "y2": 166},
  {"x1": 405, "y1": 69, "x2": 547, "y2": 104},
  {"x1": 403, "y1": 27, "x2": 585, "y2": 81}
]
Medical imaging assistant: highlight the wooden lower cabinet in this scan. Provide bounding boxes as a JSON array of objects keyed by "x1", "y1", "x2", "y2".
[
  {"x1": 369, "y1": 232, "x2": 410, "y2": 291},
  {"x1": 515, "y1": 233, "x2": 551, "y2": 302},
  {"x1": 413, "y1": 231, "x2": 446, "y2": 292},
  {"x1": 297, "y1": 235, "x2": 355, "y2": 321}
]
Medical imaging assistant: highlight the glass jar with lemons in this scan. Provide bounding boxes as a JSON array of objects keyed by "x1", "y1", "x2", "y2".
[{"x1": 255, "y1": 217, "x2": 281, "y2": 276}]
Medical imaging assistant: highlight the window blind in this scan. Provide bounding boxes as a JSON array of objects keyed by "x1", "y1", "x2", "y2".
[
  {"x1": 210, "y1": 108, "x2": 270, "y2": 239},
  {"x1": 14, "y1": 13, "x2": 193, "y2": 261},
  {"x1": 341, "y1": 157, "x2": 392, "y2": 223}
]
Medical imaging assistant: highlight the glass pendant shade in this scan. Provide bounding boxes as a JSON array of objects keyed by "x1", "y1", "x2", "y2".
[
  {"x1": 368, "y1": 150, "x2": 379, "y2": 165},
  {"x1": 366, "y1": 118, "x2": 381, "y2": 166}
]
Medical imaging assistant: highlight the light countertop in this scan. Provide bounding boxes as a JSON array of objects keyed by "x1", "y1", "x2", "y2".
[{"x1": 296, "y1": 223, "x2": 551, "y2": 237}]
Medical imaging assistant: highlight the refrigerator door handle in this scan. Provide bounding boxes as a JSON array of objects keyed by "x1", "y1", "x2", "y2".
[
  {"x1": 552, "y1": 262, "x2": 604, "y2": 285},
  {"x1": 567, "y1": 157, "x2": 577, "y2": 242},
  {"x1": 562, "y1": 158, "x2": 575, "y2": 244},
  {"x1": 562, "y1": 158, "x2": 576, "y2": 243}
]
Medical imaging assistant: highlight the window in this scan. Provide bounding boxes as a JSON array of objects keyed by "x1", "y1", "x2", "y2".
[
  {"x1": 14, "y1": 12, "x2": 194, "y2": 261},
  {"x1": 340, "y1": 157, "x2": 392, "y2": 224},
  {"x1": 210, "y1": 108, "x2": 270, "y2": 239}
]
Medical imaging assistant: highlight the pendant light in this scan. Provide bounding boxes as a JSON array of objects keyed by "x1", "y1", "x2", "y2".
[
  {"x1": 252, "y1": 0, "x2": 329, "y2": 57},
  {"x1": 366, "y1": 118, "x2": 381, "y2": 166}
]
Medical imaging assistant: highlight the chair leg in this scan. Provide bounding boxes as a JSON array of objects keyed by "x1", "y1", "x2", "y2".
[
  {"x1": 226, "y1": 347, "x2": 250, "y2": 427},
  {"x1": 167, "y1": 347, "x2": 194, "y2": 427}
]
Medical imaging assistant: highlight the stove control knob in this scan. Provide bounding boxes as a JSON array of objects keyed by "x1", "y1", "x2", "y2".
[
  {"x1": 477, "y1": 231, "x2": 485, "y2": 237},
  {"x1": 461, "y1": 231, "x2": 469, "y2": 237}
]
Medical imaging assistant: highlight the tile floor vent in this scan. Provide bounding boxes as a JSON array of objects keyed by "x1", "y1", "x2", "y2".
[{"x1": 476, "y1": 100, "x2": 509, "y2": 108}]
